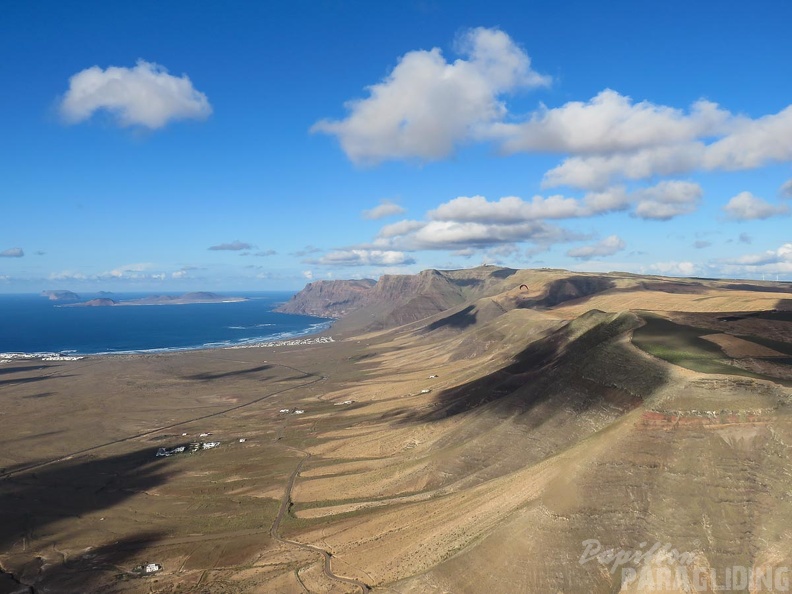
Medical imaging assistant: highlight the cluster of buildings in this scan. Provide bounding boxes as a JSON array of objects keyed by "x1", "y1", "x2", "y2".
[
  {"x1": 227, "y1": 335, "x2": 335, "y2": 350},
  {"x1": 155, "y1": 441, "x2": 220, "y2": 458}
]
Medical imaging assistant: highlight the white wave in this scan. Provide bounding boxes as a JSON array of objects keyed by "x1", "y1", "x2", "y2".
[{"x1": 81, "y1": 320, "x2": 334, "y2": 356}]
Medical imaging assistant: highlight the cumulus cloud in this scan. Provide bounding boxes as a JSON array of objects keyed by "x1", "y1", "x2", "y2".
[
  {"x1": 702, "y1": 106, "x2": 792, "y2": 170},
  {"x1": 368, "y1": 182, "x2": 694, "y2": 255},
  {"x1": 717, "y1": 242, "x2": 792, "y2": 274},
  {"x1": 429, "y1": 194, "x2": 587, "y2": 222},
  {"x1": 208, "y1": 240, "x2": 254, "y2": 251},
  {"x1": 542, "y1": 144, "x2": 707, "y2": 190},
  {"x1": 494, "y1": 90, "x2": 729, "y2": 155},
  {"x1": 780, "y1": 179, "x2": 792, "y2": 198},
  {"x1": 566, "y1": 235, "x2": 625, "y2": 260},
  {"x1": 102, "y1": 263, "x2": 159, "y2": 279},
  {"x1": 302, "y1": 270, "x2": 313, "y2": 280},
  {"x1": 47, "y1": 264, "x2": 172, "y2": 282},
  {"x1": 632, "y1": 180, "x2": 703, "y2": 220},
  {"x1": 0, "y1": 247, "x2": 24, "y2": 257},
  {"x1": 362, "y1": 200, "x2": 407, "y2": 220},
  {"x1": 649, "y1": 261, "x2": 697, "y2": 276},
  {"x1": 60, "y1": 60, "x2": 212, "y2": 129},
  {"x1": 49, "y1": 270, "x2": 88, "y2": 281},
  {"x1": 723, "y1": 191, "x2": 788, "y2": 220},
  {"x1": 312, "y1": 27, "x2": 549, "y2": 163},
  {"x1": 314, "y1": 28, "x2": 792, "y2": 192},
  {"x1": 376, "y1": 218, "x2": 580, "y2": 251},
  {"x1": 542, "y1": 104, "x2": 792, "y2": 189},
  {"x1": 421, "y1": 182, "x2": 696, "y2": 228},
  {"x1": 314, "y1": 249, "x2": 415, "y2": 267}
]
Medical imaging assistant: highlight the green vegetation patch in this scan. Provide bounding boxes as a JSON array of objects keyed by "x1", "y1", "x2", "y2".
[{"x1": 632, "y1": 315, "x2": 768, "y2": 380}]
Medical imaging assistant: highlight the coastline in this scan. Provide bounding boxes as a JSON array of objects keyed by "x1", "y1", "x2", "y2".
[
  {"x1": 0, "y1": 318, "x2": 335, "y2": 360},
  {"x1": 0, "y1": 292, "x2": 333, "y2": 358}
]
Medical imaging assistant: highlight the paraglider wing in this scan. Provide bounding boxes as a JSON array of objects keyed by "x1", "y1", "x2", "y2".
[{"x1": 519, "y1": 284, "x2": 528, "y2": 291}]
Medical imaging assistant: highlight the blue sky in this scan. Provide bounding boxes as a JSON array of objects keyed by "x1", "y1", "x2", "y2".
[{"x1": 2, "y1": 0, "x2": 791, "y2": 292}]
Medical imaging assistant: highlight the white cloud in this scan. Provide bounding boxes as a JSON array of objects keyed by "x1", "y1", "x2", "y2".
[
  {"x1": 315, "y1": 249, "x2": 415, "y2": 267},
  {"x1": 362, "y1": 200, "x2": 407, "y2": 220},
  {"x1": 302, "y1": 270, "x2": 314, "y2": 280},
  {"x1": 632, "y1": 180, "x2": 703, "y2": 220},
  {"x1": 649, "y1": 261, "x2": 698, "y2": 276},
  {"x1": 368, "y1": 183, "x2": 693, "y2": 255},
  {"x1": 542, "y1": 144, "x2": 706, "y2": 190},
  {"x1": 105, "y1": 262, "x2": 153, "y2": 278},
  {"x1": 209, "y1": 240, "x2": 254, "y2": 251},
  {"x1": 379, "y1": 219, "x2": 578, "y2": 251},
  {"x1": 313, "y1": 28, "x2": 792, "y2": 192},
  {"x1": 717, "y1": 242, "x2": 792, "y2": 274},
  {"x1": 429, "y1": 194, "x2": 586, "y2": 222},
  {"x1": 542, "y1": 105, "x2": 792, "y2": 189},
  {"x1": 312, "y1": 27, "x2": 549, "y2": 164},
  {"x1": 780, "y1": 179, "x2": 792, "y2": 198},
  {"x1": 60, "y1": 60, "x2": 212, "y2": 129},
  {"x1": 566, "y1": 235, "x2": 625, "y2": 260},
  {"x1": 702, "y1": 106, "x2": 792, "y2": 170},
  {"x1": 377, "y1": 219, "x2": 426, "y2": 239},
  {"x1": 0, "y1": 247, "x2": 24, "y2": 258},
  {"x1": 421, "y1": 182, "x2": 695, "y2": 227},
  {"x1": 723, "y1": 191, "x2": 788, "y2": 221},
  {"x1": 494, "y1": 90, "x2": 729, "y2": 155},
  {"x1": 49, "y1": 270, "x2": 88, "y2": 281},
  {"x1": 172, "y1": 270, "x2": 188, "y2": 279}
]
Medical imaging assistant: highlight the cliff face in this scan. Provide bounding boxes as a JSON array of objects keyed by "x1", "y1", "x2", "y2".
[
  {"x1": 275, "y1": 279, "x2": 377, "y2": 318},
  {"x1": 276, "y1": 266, "x2": 521, "y2": 330}
]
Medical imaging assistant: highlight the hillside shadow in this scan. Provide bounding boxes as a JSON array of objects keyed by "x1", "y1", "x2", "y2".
[
  {"x1": 4, "y1": 530, "x2": 168, "y2": 593},
  {"x1": 727, "y1": 283, "x2": 792, "y2": 294},
  {"x1": 0, "y1": 365, "x2": 54, "y2": 376},
  {"x1": 518, "y1": 276, "x2": 616, "y2": 309},
  {"x1": 185, "y1": 363, "x2": 273, "y2": 381},
  {"x1": 22, "y1": 392, "x2": 55, "y2": 399},
  {"x1": 490, "y1": 268, "x2": 517, "y2": 279},
  {"x1": 0, "y1": 448, "x2": 171, "y2": 563},
  {"x1": 0, "y1": 374, "x2": 73, "y2": 387},
  {"x1": 776, "y1": 298, "x2": 792, "y2": 311},
  {"x1": 426, "y1": 305, "x2": 477, "y2": 331},
  {"x1": 398, "y1": 312, "x2": 669, "y2": 425}
]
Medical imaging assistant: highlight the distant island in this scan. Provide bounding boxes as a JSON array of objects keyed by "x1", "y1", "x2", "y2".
[
  {"x1": 41, "y1": 290, "x2": 80, "y2": 301},
  {"x1": 63, "y1": 292, "x2": 248, "y2": 307}
]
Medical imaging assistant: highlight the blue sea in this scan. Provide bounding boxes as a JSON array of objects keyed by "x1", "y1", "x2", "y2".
[{"x1": 0, "y1": 292, "x2": 331, "y2": 355}]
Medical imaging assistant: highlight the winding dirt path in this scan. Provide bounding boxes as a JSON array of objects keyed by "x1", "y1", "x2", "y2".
[{"x1": 270, "y1": 450, "x2": 371, "y2": 593}]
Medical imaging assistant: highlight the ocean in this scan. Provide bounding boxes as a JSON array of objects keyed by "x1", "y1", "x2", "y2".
[{"x1": 0, "y1": 292, "x2": 331, "y2": 356}]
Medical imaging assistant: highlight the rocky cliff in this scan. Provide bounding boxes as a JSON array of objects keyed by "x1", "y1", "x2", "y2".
[
  {"x1": 276, "y1": 279, "x2": 377, "y2": 318},
  {"x1": 277, "y1": 266, "x2": 521, "y2": 331}
]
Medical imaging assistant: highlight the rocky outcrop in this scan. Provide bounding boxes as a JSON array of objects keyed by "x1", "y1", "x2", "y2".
[
  {"x1": 275, "y1": 279, "x2": 377, "y2": 318},
  {"x1": 277, "y1": 266, "x2": 520, "y2": 331}
]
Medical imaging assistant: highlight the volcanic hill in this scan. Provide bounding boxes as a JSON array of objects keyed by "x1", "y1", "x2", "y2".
[{"x1": 2, "y1": 266, "x2": 792, "y2": 593}]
